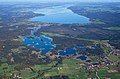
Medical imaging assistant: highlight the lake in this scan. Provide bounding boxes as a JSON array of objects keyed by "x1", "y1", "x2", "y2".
[
  {"x1": 59, "y1": 48, "x2": 77, "y2": 56},
  {"x1": 30, "y1": 5, "x2": 90, "y2": 24},
  {"x1": 22, "y1": 35, "x2": 56, "y2": 55},
  {"x1": 77, "y1": 56, "x2": 87, "y2": 60}
]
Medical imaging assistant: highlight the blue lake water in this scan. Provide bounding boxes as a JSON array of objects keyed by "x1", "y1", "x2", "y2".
[
  {"x1": 30, "y1": 5, "x2": 90, "y2": 24},
  {"x1": 75, "y1": 45, "x2": 86, "y2": 50},
  {"x1": 77, "y1": 56, "x2": 87, "y2": 60},
  {"x1": 22, "y1": 35, "x2": 56, "y2": 55},
  {"x1": 59, "y1": 48, "x2": 77, "y2": 56},
  {"x1": 86, "y1": 60, "x2": 92, "y2": 62}
]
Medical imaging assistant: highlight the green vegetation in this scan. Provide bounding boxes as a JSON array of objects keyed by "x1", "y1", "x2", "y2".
[
  {"x1": 98, "y1": 68, "x2": 120, "y2": 79},
  {"x1": 0, "y1": 26, "x2": 3, "y2": 28},
  {"x1": 25, "y1": 58, "x2": 91, "y2": 79},
  {"x1": 0, "y1": 57, "x2": 7, "y2": 62},
  {"x1": 13, "y1": 37, "x2": 23, "y2": 42},
  {"x1": 0, "y1": 2, "x2": 120, "y2": 79},
  {"x1": 76, "y1": 37, "x2": 109, "y2": 44},
  {"x1": 98, "y1": 69, "x2": 110, "y2": 79},
  {"x1": 11, "y1": 46, "x2": 26, "y2": 53},
  {"x1": 42, "y1": 32, "x2": 65, "y2": 37},
  {"x1": 93, "y1": 19, "x2": 105, "y2": 24},
  {"x1": 109, "y1": 55, "x2": 120, "y2": 62},
  {"x1": 104, "y1": 27, "x2": 120, "y2": 31},
  {"x1": 80, "y1": 7, "x2": 120, "y2": 13},
  {"x1": 101, "y1": 44, "x2": 112, "y2": 55},
  {"x1": 0, "y1": 63, "x2": 20, "y2": 77},
  {"x1": 20, "y1": 68, "x2": 37, "y2": 79},
  {"x1": 34, "y1": 62, "x2": 56, "y2": 71},
  {"x1": 89, "y1": 56, "x2": 97, "y2": 62},
  {"x1": 108, "y1": 65, "x2": 119, "y2": 70}
]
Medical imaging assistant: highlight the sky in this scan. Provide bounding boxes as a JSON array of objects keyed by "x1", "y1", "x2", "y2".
[{"x1": 0, "y1": 0, "x2": 120, "y2": 2}]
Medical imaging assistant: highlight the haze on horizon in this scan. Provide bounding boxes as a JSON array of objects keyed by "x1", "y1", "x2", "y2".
[{"x1": 0, "y1": 0, "x2": 120, "y2": 3}]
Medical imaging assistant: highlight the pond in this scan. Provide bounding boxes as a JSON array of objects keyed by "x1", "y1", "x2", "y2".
[
  {"x1": 22, "y1": 35, "x2": 56, "y2": 55},
  {"x1": 77, "y1": 56, "x2": 87, "y2": 60},
  {"x1": 59, "y1": 48, "x2": 77, "y2": 56}
]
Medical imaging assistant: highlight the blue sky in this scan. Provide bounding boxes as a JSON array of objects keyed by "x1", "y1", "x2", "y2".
[{"x1": 0, "y1": 0, "x2": 120, "y2": 2}]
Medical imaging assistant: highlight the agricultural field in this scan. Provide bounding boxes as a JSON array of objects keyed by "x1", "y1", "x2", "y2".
[{"x1": 0, "y1": 2, "x2": 120, "y2": 79}]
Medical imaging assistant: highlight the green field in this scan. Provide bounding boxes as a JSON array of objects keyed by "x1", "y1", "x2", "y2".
[
  {"x1": 42, "y1": 32, "x2": 65, "y2": 37},
  {"x1": 109, "y1": 55, "x2": 120, "y2": 62},
  {"x1": 104, "y1": 27, "x2": 120, "y2": 31},
  {"x1": 98, "y1": 68, "x2": 120, "y2": 79},
  {"x1": 0, "y1": 26, "x2": 3, "y2": 28}
]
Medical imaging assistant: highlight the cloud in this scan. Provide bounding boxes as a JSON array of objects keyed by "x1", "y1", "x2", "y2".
[{"x1": 0, "y1": 0, "x2": 120, "y2": 2}]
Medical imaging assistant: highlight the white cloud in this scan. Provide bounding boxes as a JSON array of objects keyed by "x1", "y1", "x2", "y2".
[{"x1": 0, "y1": 0, "x2": 120, "y2": 2}]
